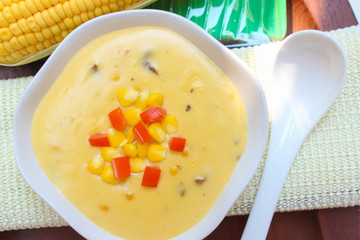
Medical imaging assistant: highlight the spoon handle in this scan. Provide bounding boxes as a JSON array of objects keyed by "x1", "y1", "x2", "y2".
[{"x1": 241, "y1": 124, "x2": 305, "y2": 240}]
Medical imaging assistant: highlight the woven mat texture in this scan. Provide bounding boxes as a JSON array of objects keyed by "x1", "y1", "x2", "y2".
[{"x1": 1, "y1": 25, "x2": 359, "y2": 231}]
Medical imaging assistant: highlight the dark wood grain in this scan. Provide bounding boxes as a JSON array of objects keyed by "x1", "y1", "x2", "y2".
[{"x1": 0, "y1": 0, "x2": 358, "y2": 239}]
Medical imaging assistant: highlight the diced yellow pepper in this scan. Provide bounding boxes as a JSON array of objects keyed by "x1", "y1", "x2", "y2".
[
  {"x1": 101, "y1": 165, "x2": 119, "y2": 185},
  {"x1": 123, "y1": 108, "x2": 141, "y2": 126},
  {"x1": 137, "y1": 141, "x2": 148, "y2": 159},
  {"x1": 148, "y1": 144, "x2": 167, "y2": 162},
  {"x1": 122, "y1": 143, "x2": 137, "y2": 157},
  {"x1": 129, "y1": 157, "x2": 146, "y2": 173},
  {"x1": 161, "y1": 114, "x2": 179, "y2": 133},
  {"x1": 100, "y1": 147, "x2": 119, "y2": 162},
  {"x1": 117, "y1": 89, "x2": 139, "y2": 107},
  {"x1": 148, "y1": 122, "x2": 166, "y2": 142},
  {"x1": 87, "y1": 155, "x2": 104, "y2": 175},
  {"x1": 107, "y1": 128, "x2": 126, "y2": 148},
  {"x1": 148, "y1": 92, "x2": 163, "y2": 107}
]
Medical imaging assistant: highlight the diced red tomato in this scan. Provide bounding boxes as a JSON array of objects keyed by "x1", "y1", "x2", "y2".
[
  {"x1": 108, "y1": 107, "x2": 127, "y2": 131},
  {"x1": 88, "y1": 133, "x2": 110, "y2": 147},
  {"x1": 112, "y1": 156, "x2": 131, "y2": 179},
  {"x1": 169, "y1": 137, "x2": 186, "y2": 152},
  {"x1": 141, "y1": 166, "x2": 161, "y2": 188},
  {"x1": 133, "y1": 122, "x2": 152, "y2": 144},
  {"x1": 140, "y1": 107, "x2": 166, "y2": 125}
]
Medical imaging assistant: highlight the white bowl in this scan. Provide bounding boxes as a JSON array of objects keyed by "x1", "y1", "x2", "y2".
[{"x1": 13, "y1": 9, "x2": 269, "y2": 240}]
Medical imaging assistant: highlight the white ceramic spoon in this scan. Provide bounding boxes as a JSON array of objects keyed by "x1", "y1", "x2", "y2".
[{"x1": 241, "y1": 30, "x2": 347, "y2": 240}]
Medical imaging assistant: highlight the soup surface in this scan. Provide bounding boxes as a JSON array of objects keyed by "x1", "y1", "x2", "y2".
[{"x1": 31, "y1": 26, "x2": 248, "y2": 239}]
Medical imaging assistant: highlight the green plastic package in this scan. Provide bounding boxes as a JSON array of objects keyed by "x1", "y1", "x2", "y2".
[{"x1": 147, "y1": 0, "x2": 287, "y2": 47}]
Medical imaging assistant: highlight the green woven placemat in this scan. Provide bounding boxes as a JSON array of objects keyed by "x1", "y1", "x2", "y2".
[{"x1": 1, "y1": 25, "x2": 359, "y2": 231}]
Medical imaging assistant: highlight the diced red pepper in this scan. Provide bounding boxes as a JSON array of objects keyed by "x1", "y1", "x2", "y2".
[
  {"x1": 133, "y1": 122, "x2": 152, "y2": 144},
  {"x1": 108, "y1": 107, "x2": 127, "y2": 131},
  {"x1": 88, "y1": 133, "x2": 110, "y2": 147},
  {"x1": 141, "y1": 166, "x2": 161, "y2": 188},
  {"x1": 112, "y1": 156, "x2": 131, "y2": 179},
  {"x1": 140, "y1": 107, "x2": 167, "y2": 125},
  {"x1": 169, "y1": 137, "x2": 186, "y2": 152}
]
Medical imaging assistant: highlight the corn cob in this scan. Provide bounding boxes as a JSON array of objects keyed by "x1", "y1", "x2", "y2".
[{"x1": 0, "y1": 0, "x2": 149, "y2": 64}]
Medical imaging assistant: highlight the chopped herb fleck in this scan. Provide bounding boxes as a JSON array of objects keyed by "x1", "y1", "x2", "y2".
[
  {"x1": 144, "y1": 61, "x2": 159, "y2": 75},
  {"x1": 190, "y1": 88, "x2": 194, "y2": 93},
  {"x1": 91, "y1": 64, "x2": 98, "y2": 72},
  {"x1": 186, "y1": 105, "x2": 191, "y2": 111}
]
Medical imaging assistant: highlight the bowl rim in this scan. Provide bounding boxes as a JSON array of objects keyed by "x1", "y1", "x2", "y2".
[{"x1": 13, "y1": 9, "x2": 269, "y2": 240}]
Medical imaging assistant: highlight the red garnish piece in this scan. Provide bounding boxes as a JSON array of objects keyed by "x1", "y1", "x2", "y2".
[
  {"x1": 133, "y1": 122, "x2": 152, "y2": 144},
  {"x1": 140, "y1": 107, "x2": 166, "y2": 125},
  {"x1": 141, "y1": 166, "x2": 161, "y2": 188},
  {"x1": 112, "y1": 156, "x2": 131, "y2": 179},
  {"x1": 88, "y1": 133, "x2": 110, "y2": 147},
  {"x1": 169, "y1": 137, "x2": 186, "y2": 152},
  {"x1": 108, "y1": 107, "x2": 127, "y2": 131}
]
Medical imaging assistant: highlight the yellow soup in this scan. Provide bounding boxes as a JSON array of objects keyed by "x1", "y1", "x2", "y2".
[{"x1": 31, "y1": 26, "x2": 248, "y2": 240}]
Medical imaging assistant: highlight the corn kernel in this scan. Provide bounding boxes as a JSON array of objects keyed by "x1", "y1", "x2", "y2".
[
  {"x1": 125, "y1": 192, "x2": 134, "y2": 200},
  {"x1": 134, "y1": 90, "x2": 149, "y2": 110},
  {"x1": 117, "y1": 89, "x2": 139, "y2": 107},
  {"x1": 148, "y1": 122, "x2": 166, "y2": 142},
  {"x1": 137, "y1": 142, "x2": 148, "y2": 159},
  {"x1": 122, "y1": 143, "x2": 137, "y2": 157},
  {"x1": 99, "y1": 204, "x2": 109, "y2": 211},
  {"x1": 101, "y1": 165, "x2": 119, "y2": 185},
  {"x1": 161, "y1": 114, "x2": 179, "y2": 133},
  {"x1": 107, "y1": 128, "x2": 126, "y2": 148},
  {"x1": 148, "y1": 144, "x2": 167, "y2": 162},
  {"x1": 170, "y1": 166, "x2": 179, "y2": 176},
  {"x1": 126, "y1": 127, "x2": 135, "y2": 143},
  {"x1": 123, "y1": 108, "x2": 141, "y2": 126},
  {"x1": 87, "y1": 155, "x2": 104, "y2": 175},
  {"x1": 100, "y1": 147, "x2": 119, "y2": 162},
  {"x1": 129, "y1": 157, "x2": 145, "y2": 173},
  {"x1": 148, "y1": 93, "x2": 163, "y2": 107}
]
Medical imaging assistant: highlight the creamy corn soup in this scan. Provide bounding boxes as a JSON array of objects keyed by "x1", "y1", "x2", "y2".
[{"x1": 31, "y1": 26, "x2": 248, "y2": 239}]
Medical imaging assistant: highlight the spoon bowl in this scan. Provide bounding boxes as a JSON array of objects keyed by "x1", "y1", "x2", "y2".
[{"x1": 241, "y1": 30, "x2": 347, "y2": 240}]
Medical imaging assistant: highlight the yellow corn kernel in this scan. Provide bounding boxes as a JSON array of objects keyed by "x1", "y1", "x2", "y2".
[
  {"x1": 117, "y1": 89, "x2": 139, "y2": 107},
  {"x1": 124, "y1": 192, "x2": 133, "y2": 200},
  {"x1": 17, "y1": 19, "x2": 31, "y2": 33},
  {"x1": 87, "y1": 155, "x2": 104, "y2": 175},
  {"x1": 148, "y1": 122, "x2": 166, "y2": 142},
  {"x1": 48, "y1": 7, "x2": 61, "y2": 22},
  {"x1": 54, "y1": 4, "x2": 66, "y2": 18},
  {"x1": 0, "y1": 44, "x2": 8, "y2": 55},
  {"x1": 40, "y1": 0, "x2": 52, "y2": 8},
  {"x1": 148, "y1": 93, "x2": 163, "y2": 107},
  {"x1": 148, "y1": 144, "x2": 167, "y2": 162},
  {"x1": 122, "y1": 143, "x2": 137, "y2": 157},
  {"x1": 75, "y1": 0, "x2": 87, "y2": 12},
  {"x1": 101, "y1": 165, "x2": 119, "y2": 185},
  {"x1": 41, "y1": 10, "x2": 56, "y2": 27},
  {"x1": 161, "y1": 114, "x2": 179, "y2": 133},
  {"x1": 123, "y1": 108, "x2": 141, "y2": 126},
  {"x1": 134, "y1": 90, "x2": 149, "y2": 110},
  {"x1": 107, "y1": 128, "x2": 126, "y2": 148},
  {"x1": 0, "y1": 28, "x2": 13, "y2": 40},
  {"x1": 137, "y1": 142, "x2": 148, "y2": 159},
  {"x1": 170, "y1": 166, "x2": 179, "y2": 176},
  {"x1": 25, "y1": 0, "x2": 37, "y2": 14},
  {"x1": 34, "y1": 12, "x2": 47, "y2": 28},
  {"x1": 9, "y1": 22, "x2": 22, "y2": 35},
  {"x1": 2, "y1": 6, "x2": 16, "y2": 24},
  {"x1": 18, "y1": 2, "x2": 32, "y2": 18},
  {"x1": 0, "y1": 13, "x2": 9, "y2": 28},
  {"x1": 129, "y1": 157, "x2": 145, "y2": 173},
  {"x1": 126, "y1": 127, "x2": 135, "y2": 143},
  {"x1": 83, "y1": 0, "x2": 95, "y2": 10},
  {"x1": 100, "y1": 147, "x2": 119, "y2": 162}
]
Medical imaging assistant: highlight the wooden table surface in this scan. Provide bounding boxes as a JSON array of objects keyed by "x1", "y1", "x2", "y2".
[{"x1": 0, "y1": 0, "x2": 358, "y2": 239}]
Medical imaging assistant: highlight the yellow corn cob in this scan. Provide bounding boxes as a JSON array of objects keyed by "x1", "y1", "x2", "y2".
[{"x1": 0, "y1": 0, "x2": 146, "y2": 64}]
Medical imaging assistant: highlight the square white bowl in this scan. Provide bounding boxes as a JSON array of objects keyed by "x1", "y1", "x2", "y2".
[{"x1": 14, "y1": 9, "x2": 269, "y2": 240}]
